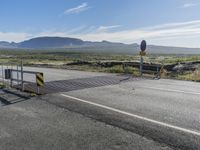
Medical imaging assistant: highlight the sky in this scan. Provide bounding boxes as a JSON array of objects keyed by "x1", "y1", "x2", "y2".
[{"x1": 0, "y1": 0, "x2": 200, "y2": 47}]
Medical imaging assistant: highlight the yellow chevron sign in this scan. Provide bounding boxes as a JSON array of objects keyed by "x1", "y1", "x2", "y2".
[{"x1": 36, "y1": 73, "x2": 44, "y2": 86}]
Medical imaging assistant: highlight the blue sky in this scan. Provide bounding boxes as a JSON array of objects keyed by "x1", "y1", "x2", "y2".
[{"x1": 0, "y1": 0, "x2": 200, "y2": 47}]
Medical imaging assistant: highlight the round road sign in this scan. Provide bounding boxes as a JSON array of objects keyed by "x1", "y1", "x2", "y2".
[{"x1": 140, "y1": 40, "x2": 147, "y2": 51}]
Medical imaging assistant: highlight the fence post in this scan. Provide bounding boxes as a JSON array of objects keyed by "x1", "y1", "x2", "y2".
[
  {"x1": 17, "y1": 65, "x2": 19, "y2": 86},
  {"x1": 21, "y1": 60, "x2": 24, "y2": 91},
  {"x1": 1, "y1": 64, "x2": 4, "y2": 85},
  {"x1": 10, "y1": 70, "x2": 13, "y2": 88}
]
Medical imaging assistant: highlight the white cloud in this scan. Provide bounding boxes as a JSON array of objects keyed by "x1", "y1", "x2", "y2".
[
  {"x1": 64, "y1": 2, "x2": 90, "y2": 15},
  {"x1": 65, "y1": 25, "x2": 88, "y2": 34},
  {"x1": 97, "y1": 25, "x2": 122, "y2": 32},
  {"x1": 1, "y1": 20, "x2": 200, "y2": 47},
  {"x1": 0, "y1": 32, "x2": 30, "y2": 42},
  {"x1": 70, "y1": 20, "x2": 200, "y2": 47},
  {"x1": 180, "y1": 3, "x2": 199, "y2": 8}
]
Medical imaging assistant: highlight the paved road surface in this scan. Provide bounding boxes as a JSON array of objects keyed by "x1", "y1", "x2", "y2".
[{"x1": 0, "y1": 67, "x2": 200, "y2": 149}]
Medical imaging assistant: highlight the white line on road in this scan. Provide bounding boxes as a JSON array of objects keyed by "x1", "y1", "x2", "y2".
[
  {"x1": 61, "y1": 93, "x2": 200, "y2": 136},
  {"x1": 138, "y1": 86, "x2": 200, "y2": 95}
]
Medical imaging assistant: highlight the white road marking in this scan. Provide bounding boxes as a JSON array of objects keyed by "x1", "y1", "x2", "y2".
[
  {"x1": 61, "y1": 93, "x2": 200, "y2": 136},
  {"x1": 139, "y1": 86, "x2": 200, "y2": 95}
]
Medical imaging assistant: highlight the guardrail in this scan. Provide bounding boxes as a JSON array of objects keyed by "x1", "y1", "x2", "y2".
[{"x1": 123, "y1": 63, "x2": 163, "y2": 78}]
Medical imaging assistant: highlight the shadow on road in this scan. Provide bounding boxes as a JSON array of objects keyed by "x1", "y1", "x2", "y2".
[
  {"x1": 23, "y1": 75, "x2": 138, "y2": 94},
  {"x1": 0, "y1": 89, "x2": 30, "y2": 106},
  {"x1": 0, "y1": 97, "x2": 11, "y2": 105}
]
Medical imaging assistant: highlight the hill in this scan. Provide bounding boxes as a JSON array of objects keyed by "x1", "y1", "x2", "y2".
[
  {"x1": 0, "y1": 36, "x2": 200, "y2": 54},
  {"x1": 18, "y1": 37, "x2": 84, "y2": 48}
]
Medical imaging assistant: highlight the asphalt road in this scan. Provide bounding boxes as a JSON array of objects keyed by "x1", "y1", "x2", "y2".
[{"x1": 1, "y1": 67, "x2": 200, "y2": 149}]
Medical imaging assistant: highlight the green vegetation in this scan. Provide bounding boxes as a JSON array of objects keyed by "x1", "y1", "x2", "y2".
[
  {"x1": 0, "y1": 83, "x2": 6, "y2": 89},
  {"x1": 0, "y1": 50, "x2": 200, "y2": 82},
  {"x1": 1, "y1": 49, "x2": 200, "y2": 64}
]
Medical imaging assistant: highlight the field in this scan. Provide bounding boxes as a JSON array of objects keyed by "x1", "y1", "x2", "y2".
[{"x1": 0, "y1": 49, "x2": 200, "y2": 82}]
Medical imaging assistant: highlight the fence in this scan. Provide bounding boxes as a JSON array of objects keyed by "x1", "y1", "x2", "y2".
[
  {"x1": 123, "y1": 62, "x2": 163, "y2": 78},
  {"x1": 0, "y1": 61, "x2": 44, "y2": 94},
  {"x1": 0, "y1": 62, "x2": 21, "y2": 88}
]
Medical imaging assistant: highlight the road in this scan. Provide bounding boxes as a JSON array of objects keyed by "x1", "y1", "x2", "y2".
[{"x1": 0, "y1": 67, "x2": 200, "y2": 149}]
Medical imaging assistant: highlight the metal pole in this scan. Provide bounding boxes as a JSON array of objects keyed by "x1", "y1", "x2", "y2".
[
  {"x1": 140, "y1": 56, "x2": 143, "y2": 76},
  {"x1": 21, "y1": 60, "x2": 24, "y2": 91},
  {"x1": 1, "y1": 64, "x2": 4, "y2": 85},
  {"x1": 10, "y1": 65, "x2": 13, "y2": 88},
  {"x1": 17, "y1": 65, "x2": 19, "y2": 87},
  {"x1": 6, "y1": 65, "x2": 8, "y2": 88},
  {"x1": 10, "y1": 70, "x2": 13, "y2": 88}
]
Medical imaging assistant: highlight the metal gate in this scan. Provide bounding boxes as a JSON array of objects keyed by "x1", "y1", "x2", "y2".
[
  {"x1": 0, "y1": 61, "x2": 44, "y2": 94},
  {"x1": 0, "y1": 62, "x2": 22, "y2": 89}
]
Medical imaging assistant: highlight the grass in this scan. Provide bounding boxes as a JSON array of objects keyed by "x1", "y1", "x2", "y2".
[
  {"x1": 0, "y1": 83, "x2": 6, "y2": 89},
  {"x1": 1, "y1": 50, "x2": 200, "y2": 65},
  {"x1": 61, "y1": 64, "x2": 141, "y2": 76},
  {"x1": 0, "y1": 50, "x2": 200, "y2": 82},
  {"x1": 176, "y1": 70, "x2": 200, "y2": 82},
  {"x1": 104, "y1": 65, "x2": 124, "y2": 73}
]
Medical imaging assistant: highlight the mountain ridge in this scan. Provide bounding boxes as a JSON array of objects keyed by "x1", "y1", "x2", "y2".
[{"x1": 0, "y1": 36, "x2": 200, "y2": 54}]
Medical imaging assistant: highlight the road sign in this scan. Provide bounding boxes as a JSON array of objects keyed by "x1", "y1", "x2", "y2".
[
  {"x1": 140, "y1": 40, "x2": 147, "y2": 51},
  {"x1": 36, "y1": 73, "x2": 44, "y2": 86}
]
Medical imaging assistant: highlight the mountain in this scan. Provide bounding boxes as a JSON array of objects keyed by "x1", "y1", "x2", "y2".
[
  {"x1": 0, "y1": 41, "x2": 17, "y2": 48},
  {"x1": 18, "y1": 37, "x2": 85, "y2": 49},
  {"x1": 0, "y1": 36, "x2": 200, "y2": 54}
]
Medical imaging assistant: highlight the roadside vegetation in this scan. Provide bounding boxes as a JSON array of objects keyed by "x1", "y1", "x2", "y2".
[
  {"x1": 175, "y1": 68, "x2": 200, "y2": 82},
  {"x1": 0, "y1": 49, "x2": 200, "y2": 82},
  {"x1": 0, "y1": 82, "x2": 6, "y2": 89}
]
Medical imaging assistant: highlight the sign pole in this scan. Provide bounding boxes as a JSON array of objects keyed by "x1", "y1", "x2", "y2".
[
  {"x1": 139, "y1": 40, "x2": 147, "y2": 76},
  {"x1": 140, "y1": 56, "x2": 143, "y2": 76}
]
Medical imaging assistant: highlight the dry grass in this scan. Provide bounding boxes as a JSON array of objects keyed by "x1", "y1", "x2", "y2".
[{"x1": 176, "y1": 69, "x2": 200, "y2": 82}]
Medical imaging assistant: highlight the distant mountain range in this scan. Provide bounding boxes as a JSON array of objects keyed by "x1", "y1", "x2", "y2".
[{"x1": 0, "y1": 36, "x2": 200, "y2": 54}]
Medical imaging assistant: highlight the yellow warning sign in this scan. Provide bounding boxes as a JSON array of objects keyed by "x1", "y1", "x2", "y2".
[
  {"x1": 140, "y1": 51, "x2": 146, "y2": 56},
  {"x1": 36, "y1": 73, "x2": 44, "y2": 86}
]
